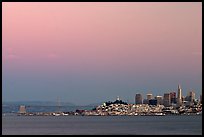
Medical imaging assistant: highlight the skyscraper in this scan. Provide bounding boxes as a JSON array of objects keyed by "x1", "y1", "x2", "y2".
[
  {"x1": 146, "y1": 93, "x2": 153, "y2": 104},
  {"x1": 147, "y1": 94, "x2": 153, "y2": 100},
  {"x1": 170, "y1": 91, "x2": 176, "y2": 104},
  {"x1": 135, "y1": 93, "x2": 143, "y2": 104},
  {"x1": 177, "y1": 84, "x2": 182, "y2": 106},
  {"x1": 189, "y1": 91, "x2": 195, "y2": 103},
  {"x1": 163, "y1": 93, "x2": 170, "y2": 107},
  {"x1": 155, "y1": 96, "x2": 163, "y2": 105}
]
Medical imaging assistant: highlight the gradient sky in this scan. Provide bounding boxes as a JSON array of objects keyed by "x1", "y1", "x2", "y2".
[{"x1": 2, "y1": 2, "x2": 202, "y2": 105}]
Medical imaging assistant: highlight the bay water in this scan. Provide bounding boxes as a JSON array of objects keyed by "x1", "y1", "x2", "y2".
[{"x1": 2, "y1": 115, "x2": 202, "y2": 135}]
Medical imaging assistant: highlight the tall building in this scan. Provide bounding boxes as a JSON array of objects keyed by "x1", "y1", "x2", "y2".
[
  {"x1": 185, "y1": 91, "x2": 195, "y2": 103},
  {"x1": 135, "y1": 93, "x2": 143, "y2": 104},
  {"x1": 189, "y1": 91, "x2": 195, "y2": 103},
  {"x1": 177, "y1": 84, "x2": 182, "y2": 106},
  {"x1": 147, "y1": 94, "x2": 153, "y2": 100},
  {"x1": 170, "y1": 91, "x2": 176, "y2": 104},
  {"x1": 163, "y1": 93, "x2": 170, "y2": 107},
  {"x1": 155, "y1": 96, "x2": 163, "y2": 105},
  {"x1": 146, "y1": 93, "x2": 153, "y2": 104}
]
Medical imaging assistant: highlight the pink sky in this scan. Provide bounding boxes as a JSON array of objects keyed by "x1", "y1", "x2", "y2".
[{"x1": 2, "y1": 2, "x2": 202, "y2": 104}]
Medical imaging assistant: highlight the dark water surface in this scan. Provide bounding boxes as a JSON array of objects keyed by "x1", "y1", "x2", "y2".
[{"x1": 2, "y1": 115, "x2": 202, "y2": 135}]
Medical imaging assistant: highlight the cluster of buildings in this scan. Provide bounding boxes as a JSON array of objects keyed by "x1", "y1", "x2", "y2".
[
  {"x1": 17, "y1": 85, "x2": 202, "y2": 116},
  {"x1": 135, "y1": 85, "x2": 202, "y2": 107},
  {"x1": 81, "y1": 99, "x2": 166, "y2": 116},
  {"x1": 78, "y1": 87, "x2": 202, "y2": 116}
]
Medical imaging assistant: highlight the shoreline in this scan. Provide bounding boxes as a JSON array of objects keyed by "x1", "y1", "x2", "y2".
[{"x1": 2, "y1": 112, "x2": 202, "y2": 117}]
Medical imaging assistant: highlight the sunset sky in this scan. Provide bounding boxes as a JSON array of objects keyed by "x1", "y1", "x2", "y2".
[{"x1": 2, "y1": 2, "x2": 202, "y2": 105}]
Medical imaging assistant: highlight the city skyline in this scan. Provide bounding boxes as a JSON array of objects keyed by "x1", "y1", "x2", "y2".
[{"x1": 2, "y1": 2, "x2": 202, "y2": 106}]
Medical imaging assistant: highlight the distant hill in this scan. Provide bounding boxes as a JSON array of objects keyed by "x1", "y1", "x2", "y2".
[
  {"x1": 2, "y1": 101, "x2": 76, "y2": 106},
  {"x1": 86, "y1": 99, "x2": 135, "y2": 107}
]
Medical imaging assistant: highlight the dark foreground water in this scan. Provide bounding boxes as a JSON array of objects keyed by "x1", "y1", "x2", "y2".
[{"x1": 2, "y1": 115, "x2": 202, "y2": 135}]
